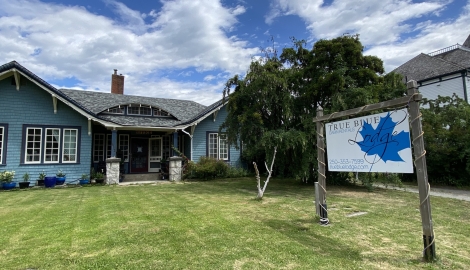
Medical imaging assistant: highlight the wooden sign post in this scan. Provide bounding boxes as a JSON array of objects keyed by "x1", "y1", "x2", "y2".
[{"x1": 313, "y1": 80, "x2": 436, "y2": 260}]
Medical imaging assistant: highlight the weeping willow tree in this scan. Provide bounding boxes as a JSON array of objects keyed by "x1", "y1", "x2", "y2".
[{"x1": 222, "y1": 34, "x2": 405, "y2": 181}]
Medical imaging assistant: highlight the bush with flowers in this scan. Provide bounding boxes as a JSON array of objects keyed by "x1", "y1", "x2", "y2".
[{"x1": 0, "y1": 170, "x2": 16, "y2": 183}]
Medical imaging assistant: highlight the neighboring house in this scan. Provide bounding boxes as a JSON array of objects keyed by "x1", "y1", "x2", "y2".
[
  {"x1": 393, "y1": 34, "x2": 470, "y2": 102},
  {"x1": 0, "y1": 61, "x2": 240, "y2": 185}
]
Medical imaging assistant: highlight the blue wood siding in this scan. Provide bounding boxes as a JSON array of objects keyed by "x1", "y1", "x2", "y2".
[
  {"x1": 191, "y1": 105, "x2": 241, "y2": 167},
  {"x1": 0, "y1": 76, "x2": 92, "y2": 185}
]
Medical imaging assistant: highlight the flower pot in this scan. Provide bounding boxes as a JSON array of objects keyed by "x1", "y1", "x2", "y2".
[
  {"x1": 56, "y1": 176, "x2": 66, "y2": 185},
  {"x1": 44, "y1": 176, "x2": 56, "y2": 188},
  {"x1": 19, "y1": 182, "x2": 30, "y2": 189},
  {"x1": 2, "y1": 182, "x2": 16, "y2": 190},
  {"x1": 37, "y1": 179, "x2": 45, "y2": 186},
  {"x1": 79, "y1": 179, "x2": 90, "y2": 185}
]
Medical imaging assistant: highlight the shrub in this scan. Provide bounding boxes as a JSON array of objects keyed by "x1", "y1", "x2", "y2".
[{"x1": 185, "y1": 157, "x2": 229, "y2": 180}]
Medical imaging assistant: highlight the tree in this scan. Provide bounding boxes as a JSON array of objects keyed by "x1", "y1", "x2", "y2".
[
  {"x1": 222, "y1": 35, "x2": 405, "y2": 181},
  {"x1": 421, "y1": 94, "x2": 470, "y2": 186}
]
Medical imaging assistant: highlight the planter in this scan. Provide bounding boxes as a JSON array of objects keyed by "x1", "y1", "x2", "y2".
[
  {"x1": 37, "y1": 179, "x2": 45, "y2": 186},
  {"x1": 44, "y1": 176, "x2": 56, "y2": 188},
  {"x1": 79, "y1": 179, "x2": 90, "y2": 185},
  {"x1": 2, "y1": 182, "x2": 16, "y2": 190},
  {"x1": 95, "y1": 179, "x2": 105, "y2": 184},
  {"x1": 56, "y1": 176, "x2": 66, "y2": 185},
  {"x1": 19, "y1": 182, "x2": 30, "y2": 189}
]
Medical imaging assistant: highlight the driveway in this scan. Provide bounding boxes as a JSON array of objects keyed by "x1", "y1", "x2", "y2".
[{"x1": 374, "y1": 184, "x2": 470, "y2": 202}]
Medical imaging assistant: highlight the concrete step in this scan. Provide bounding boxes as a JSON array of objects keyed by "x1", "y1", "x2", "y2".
[{"x1": 122, "y1": 173, "x2": 162, "y2": 182}]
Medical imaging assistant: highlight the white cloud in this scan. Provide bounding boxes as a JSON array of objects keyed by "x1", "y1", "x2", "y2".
[
  {"x1": 267, "y1": 0, "x2": 469, "y2": 72},
  {"x1": 0, "y1": 0, "x2": 258, "y2": 105},
  {"x1": 268, "y1": 0, "x2": 448, "y2": 46}
]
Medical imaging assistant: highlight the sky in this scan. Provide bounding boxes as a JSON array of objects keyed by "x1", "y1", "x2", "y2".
[{"x1": 0, "y1": 0, "x2": 468, "y2": 105}]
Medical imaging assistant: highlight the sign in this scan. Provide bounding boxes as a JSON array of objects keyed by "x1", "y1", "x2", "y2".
[{"x1": 325, "y1": 109, "x2": 413, "y2": 173}]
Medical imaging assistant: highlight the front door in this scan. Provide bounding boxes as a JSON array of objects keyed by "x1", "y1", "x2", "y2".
[
  {"x1": 148, "y1": 138, "x2": 162, "y2": 172},
  {"x1": 130, "y1": 138, "x2": 148, "y2": 173}
]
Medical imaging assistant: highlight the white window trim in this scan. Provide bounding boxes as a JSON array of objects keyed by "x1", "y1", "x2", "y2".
[
  {"x1": 208, "y1": 133, "x2": 229, "y2": 161},
  {"x1": 25, "y1": 128, "x2": 42, "y2": 164},
  {"x1": 127, "y1": 105, "x2": 152, "y2": 116},
  {"x1": 119, "y1": 134, "x2": 129, "y2": 162},
  {"x1": 44, "y1": 128, "x2": 61, "y2": 164},
  {"x1": 219, "y1": 134, "x2": 229, "y2": 161},
  {"x1": 62, "y1": 129, "x2": 78, "y2": 163},
  {"x1": 93, "y1": 133, "x2": 105, "y2": 162}
]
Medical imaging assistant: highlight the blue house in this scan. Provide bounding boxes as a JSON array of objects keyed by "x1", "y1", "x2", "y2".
[{"x1": 0, "y1": 61, "x2": 240, "y2": 185}]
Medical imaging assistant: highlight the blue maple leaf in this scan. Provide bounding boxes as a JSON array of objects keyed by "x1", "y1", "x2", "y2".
[{"x1": 356, "y1": 112, "x2": 410, "y2": 163}]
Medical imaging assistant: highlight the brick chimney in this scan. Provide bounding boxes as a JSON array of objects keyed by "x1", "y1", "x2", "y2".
[{"x1": 111, "y1": 69, "x2": 124, "y2": 95}]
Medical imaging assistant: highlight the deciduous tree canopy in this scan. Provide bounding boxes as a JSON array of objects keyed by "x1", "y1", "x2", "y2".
[{"x1": 222, "y1": 35, "x2": 405, "y2": 180}]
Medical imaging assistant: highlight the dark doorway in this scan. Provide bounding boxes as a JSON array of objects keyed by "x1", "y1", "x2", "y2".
[{"x1": 130, "y1": 138, "x2": 148, "y2": 173}]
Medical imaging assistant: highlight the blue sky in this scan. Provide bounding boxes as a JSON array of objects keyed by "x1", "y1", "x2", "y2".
[{"x1": 0, "y1": 0, "x2": 468, "y2": 105}]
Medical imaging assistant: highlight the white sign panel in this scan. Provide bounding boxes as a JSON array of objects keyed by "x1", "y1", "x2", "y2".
[{"x1": 325, "y1": 109, "x2": 413, "y2": 173}]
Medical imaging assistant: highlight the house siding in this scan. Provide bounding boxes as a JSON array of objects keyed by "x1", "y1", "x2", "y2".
[
  {"x1": 0, "y1": 76, "x2": 92, "y2": 185},
  {"x1": 191, "y1": 105, "x2": 241, "y2": 167},
  {"x1": 419, "y1": 76, "x2": 465, "y2": 101}
]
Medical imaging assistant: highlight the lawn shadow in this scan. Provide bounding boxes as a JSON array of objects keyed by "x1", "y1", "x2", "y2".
[{"x1": 261, "y1": 217, "x2": 362, "y2": 261}]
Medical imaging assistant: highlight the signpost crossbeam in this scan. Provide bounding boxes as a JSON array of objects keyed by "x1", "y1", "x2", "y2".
[{"x1": 313, "y1": 95, "x2": 412, "y2": 123}]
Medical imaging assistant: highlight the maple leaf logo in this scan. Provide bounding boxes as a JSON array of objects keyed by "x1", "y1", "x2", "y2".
[{"x1": 355, "y1": 112, "x2": 410, "y2": 164}]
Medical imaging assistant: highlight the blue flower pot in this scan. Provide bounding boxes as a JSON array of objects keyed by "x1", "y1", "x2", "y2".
[
  {"x1": 79, "y1": 179, "x2": 90, "y2": 185},
  {"x1": 44, "y1": 176, "x2": 56, "y2": 188},
  {"x1": 56, "y1": 176, "x2": 66, "y2": 185},
  {"x1": 2, "y1": 182, "x2": 16, "y2": 190}
]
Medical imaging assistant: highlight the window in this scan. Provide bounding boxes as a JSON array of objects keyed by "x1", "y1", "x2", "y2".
[
  {"x1": 0, "y1": 125, "x2": 6, "y2": 165},
  {"x1": 119, "y1": 134, "x2": 129, "y2": 162},
  {"x1": 154, "y1": 109, "x2": 170, "y2": 117},
  {"x1": 207, "y1": 133, "x2": 229, "y2": 161},
  {"x1": 128, "y1": 105, "x2": 152, "y2": 116},
  {"x1": 93, "y1": 134, "x2": 105, "y2": 162},
  {"x1": 63, "y1": 129, "x2": 78, "y2": 163},
  {"x1": 106, "y1": 106, "x2": 124, "y2": 114},
  {"x1": 106, "y1": 134, "x2": 112, "y2": 158},
  {"x1": 22, "y1": 125, "x2": 80, "y2": 164},
  {"x1": 25, "y1": 128, "x2": 42, "y2": 163},
  {"x1": 44, "y1": 128, "x2": 60, "y2": 163}
]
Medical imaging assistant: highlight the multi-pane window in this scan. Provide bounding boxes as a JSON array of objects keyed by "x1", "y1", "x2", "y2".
[
  {"x1": 22, "y1": 126, "x2": 79, "y2": 164},
  {"x1": 119, "y1": 134, "x2": 129, "y2": 162},
  {"x1": 25, "y1": 128, "x2": 42, "y2": 163},
  {"x1": 106, "y1": 134, "x2": 112, "y2": 158},
  {"x1": 128, "y1": 105, "x2": 152, "y2": 116},
  {"x1": 154, "y1": 109, "x2": 170, "y2": 117},
  {"x1": 93, "y1": 134, "x2": 105, "y2": 162},
  {"x1": 0, "y1": 126, "x2": 4, "y2": 164},
  {"x1": 208, "y1": 133, "x2": 229, "y2": 160},
  {"x1": 163, "y1": 136, "x2": 171, "y2": 160},
  {"x1": 63, "y1": 129, "x2": 78, "y2": 163},
  {"x1": 219, "y1": 134, "x2": 228, "y2": 160},
  {"x1": 44, "y1": 128, "x2": 60, "y2": 163},
  {"x1": 107, "y1": 106, "x2": 124, "y2": 114}
]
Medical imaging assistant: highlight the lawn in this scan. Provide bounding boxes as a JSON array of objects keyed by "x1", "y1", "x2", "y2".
[{"x1": 0, "y1": 178, "x2": 469, "y2": 270}]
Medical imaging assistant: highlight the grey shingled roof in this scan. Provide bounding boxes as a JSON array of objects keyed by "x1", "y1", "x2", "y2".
[
  {"x1": 0, "y1": 61, "x2": 221, "y2": 128},
  {"x1": 433, "y1": 48, "x2": 470, "y2": 68},
  {"x1": 392, "y1": 53, "x2": 466, "y2": 82},
  {"x1": 59, "y1": 89, "x2": 207, "y2": 127}
]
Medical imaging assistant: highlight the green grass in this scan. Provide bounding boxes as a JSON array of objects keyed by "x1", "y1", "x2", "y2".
[{"x1": 1, "y1": 178, "x2": 469, "y2": 270}]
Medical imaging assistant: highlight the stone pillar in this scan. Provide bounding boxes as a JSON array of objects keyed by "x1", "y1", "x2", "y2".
[
  {"x1": 169, "y1": 156, "x2": 183, "y2": 182},
  {"x1": 106, "y1": 157, "x2": 121, "y2": 184}
]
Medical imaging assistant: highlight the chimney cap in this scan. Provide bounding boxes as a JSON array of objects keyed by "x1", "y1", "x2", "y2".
[{"x1": 114, "y1": 69, "x2": 117, "y2": 75}]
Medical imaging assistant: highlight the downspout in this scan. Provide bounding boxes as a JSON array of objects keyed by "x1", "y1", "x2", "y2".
[{"x1": 181, "y1": 129, "x2": 193, "y2": 161}]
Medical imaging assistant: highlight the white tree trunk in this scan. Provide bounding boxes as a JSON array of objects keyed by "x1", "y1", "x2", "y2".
[{"x1": 254, "y1": 147, "x2": 277, "y2": 199}]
